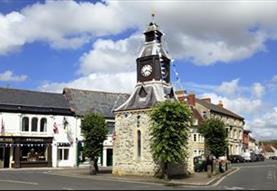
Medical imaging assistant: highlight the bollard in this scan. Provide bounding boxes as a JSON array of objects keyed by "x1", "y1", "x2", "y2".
[{"x1": 207, "y1": 165, "x2": 212, "y2": 178}]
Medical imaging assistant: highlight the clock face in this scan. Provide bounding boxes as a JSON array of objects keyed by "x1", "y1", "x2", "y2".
[{"x1": 141, "y1": 64, "x2": 153, "y2": 77}]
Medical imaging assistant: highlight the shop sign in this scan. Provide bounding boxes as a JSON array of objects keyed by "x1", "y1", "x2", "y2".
[{"x1": 0, "y1": 137, "x2": 13, "y2": 142}]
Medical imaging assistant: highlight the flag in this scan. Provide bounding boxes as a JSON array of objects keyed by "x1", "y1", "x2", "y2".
[
  {"x1": 1, "y1": 118, "x2": 4, "y2": 135},
  {"x1": 53, "y1": 122, "x2": 59, "y2": 134}
]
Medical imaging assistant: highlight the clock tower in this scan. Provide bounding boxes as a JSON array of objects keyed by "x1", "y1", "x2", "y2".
[{"x1": 112, "y1": 16, "x2": 191, "y2": 177}]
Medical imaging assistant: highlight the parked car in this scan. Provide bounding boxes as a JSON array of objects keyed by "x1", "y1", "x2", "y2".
[
  {"x1": 250, "y1": 152, "x2": 258, "y2": 162},
  {"x1": 269, "y1": 156, "x2": 277, "y2": 160},
  {"x1": 256, "y1": 154, "x2": 265, "y2": 161},
  {"x1": 228, "y1": 155, "x2": 245, "y2": 163}
]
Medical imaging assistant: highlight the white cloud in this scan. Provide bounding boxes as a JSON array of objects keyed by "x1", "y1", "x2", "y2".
[
  {"x1": 200, "y1": 92, "x2": 262, "y2": 117},
  {"x1": 216, "y1": 79, "x2": 240, "y2": 97},
  {"x1": 248, "y1": 107, "x2": 277, "y2": 140},
  {"x1": 79, "y1": 34, "x2": 142, "y2": 75},
  {"x1": 0, "y1": 70, "x2": 27, "y2": 82},
  {"x1": 1, "y1": 0, "x2": 277, "y2": 65},
  {"x1": 39, "y1": 72, "x2": 136, "y2": 93},
  {"x1": 251, "y1": 82, "x2": 265, "y2": 98}
]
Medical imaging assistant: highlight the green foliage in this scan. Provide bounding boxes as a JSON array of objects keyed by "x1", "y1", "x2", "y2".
[
  {"x1": 149, "y1": 100, "x2": 192, "y2": 177},
  {"x1": 81, "y1": 113, "x2": 108, "y2": 161},
  {"x1": 198, "y1": 118, "x2": 228, "y2": 158}
]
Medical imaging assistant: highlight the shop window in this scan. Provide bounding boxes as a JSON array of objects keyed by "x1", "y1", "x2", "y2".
[
  {"x1": 137, "y1": 130, "x2": 141, "y2": 158},
  {"x1": 31, "y1": 118, "x2": 38, "y2": 132},
  {"x1": 22, "y1": 117, "x2": 29, "y2": 131},
  {"x1": 58, "y1": 148, "x2": 69, "y2": 160},
  {"x1": 40, "y1": 118, "x2": 47, "y2": 132},
  {"x1": 20, "y1": 145, "x2": 47, "y2": 161}
]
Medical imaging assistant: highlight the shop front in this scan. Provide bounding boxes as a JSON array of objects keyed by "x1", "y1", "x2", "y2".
[{"x1": 0, "y1": 136, "x2": 53, "y2": 168}]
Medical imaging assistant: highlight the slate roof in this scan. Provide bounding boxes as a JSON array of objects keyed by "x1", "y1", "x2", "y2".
[
  {"x1": 115, "y1": 82, "x2": 176, "y2": 112},
  {"x1": 262, "y1": 144, "x2": 274, "y2": 152},
  {"x1": 191, "y1": 107, "x2": 204, "y2": 125},
  {"x1": 63, "y1": 88, "x2": 130, "y2": 119},
  {"x1": 196, "y1": 98, "x2": 244, "y2": 120},
  {"x1": 0, "y1": 87, "x2": 72, "y2": 115}
]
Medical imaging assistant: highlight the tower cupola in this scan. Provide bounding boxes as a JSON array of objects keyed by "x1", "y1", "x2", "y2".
[{"x1": 136, "y1": 14, "x2": 171, "y2": 84}]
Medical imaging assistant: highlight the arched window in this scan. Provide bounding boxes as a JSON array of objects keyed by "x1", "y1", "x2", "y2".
[
  {"x1": 40, "y1": 118, "x2": 47, "y2": 132},
  {"x1": 31, "y1": 118, "x2": 38, "y2": 132},
  {"x1": 22, "y1": 117, "x2": 29, "y2": 131},
  {"x1": 137, "y1": 130, "x2": 141, "y2": 158},
  {"x1": 193, "y1": 134, "x2": 197, "y2": 142}
]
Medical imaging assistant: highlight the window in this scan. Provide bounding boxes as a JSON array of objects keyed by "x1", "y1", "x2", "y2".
[
  {"x1": 198, "y1": 134, "x2": 201, "y2": 142},
  {"x1": 22, "y1": 117, "x2": 29, "y2": 131},
  {"x1": 193, "y1": 134, "x2": 197, "y2": 142},
  {"x1": 106, "y1": 122, "x2": 114, "y2": 135},
  {"x1": 137, "y1": 130, "x2": 141, "y2": 158},
  {"x1": 31, "y1": 118, "x2": 38, "y2": 132},
  {"x1": 137, "y1": 115, "x2": 140, "y2": 128},
  {"x1": 58, "y1": 148, "x2": 69, "y2": 160},
  {"x1": 233, "y1": 130, "x2": 236, "y2": 139},
  {"x1": 40, "y1": 118, "x2": 47, "y2": 132}
]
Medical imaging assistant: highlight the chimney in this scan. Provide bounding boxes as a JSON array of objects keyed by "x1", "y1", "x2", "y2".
[
  {"x1": 218, "y1": 100, "x2": 223, "y2": 108},
  {"x1": 201, "y1": 98, "x2": 211, "y2": 103},
  {"x1": 175, "y1": 89, "x2": 186, "y2": 102},
  {"x1": 187, "y1": 92, "x2": 196, "y2": 106}
]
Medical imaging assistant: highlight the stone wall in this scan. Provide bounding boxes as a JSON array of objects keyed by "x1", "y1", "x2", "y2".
[
  {"x1": 113, "y1": 110, "x2": 157, "y2": 176},
  {"x1": 113, "y1": 109, "x2": 194, "y2": 176}
]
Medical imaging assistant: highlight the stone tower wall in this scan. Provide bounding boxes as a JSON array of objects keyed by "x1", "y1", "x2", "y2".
[
  {"x1": 112, "y1": 109, "x2": 194, "y2": 176},
  {"x1": 112, "y1": 110, "x2": 157, "y2": 176}
]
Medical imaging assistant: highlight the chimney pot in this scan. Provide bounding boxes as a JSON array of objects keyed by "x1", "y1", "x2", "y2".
[
  {"x1": 187, "y1": 92, "x2": 196, "y2": 106},
  {"x1": 218, "y1": 100, "x2": 223, "y2": 107},
  {"x1": 175, "y1": 90, "x2": 186, "y2": 102}
]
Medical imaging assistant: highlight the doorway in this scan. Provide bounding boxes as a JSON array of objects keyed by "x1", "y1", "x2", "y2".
[
  {"x1": 0, "y1": 147, "x2": 4, "y2": 168},
  {"x1": 106, "y1": 149, "x2": 113, "y2": 166},
  {"x1": 0, "y1": 147, "x2": 10, "y2": 168},
  {"x1": 4, "y1": 147, "x2": 10, "y2": 168}
]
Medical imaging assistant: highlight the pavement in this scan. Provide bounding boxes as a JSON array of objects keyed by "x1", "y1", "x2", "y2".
[{"x1": 46, "y1": 165, "x2": 238, "y2": 187}]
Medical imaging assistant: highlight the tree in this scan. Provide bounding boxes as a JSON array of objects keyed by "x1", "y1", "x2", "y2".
[
  {"x1": 81, "y1": 113, "x2": 108, "y2": 175},
  {"x1": 149, "y1": 100, "x2": 192, "y2": 179},
  {"x1": 198, "y1": 118, "x2": 228, "y2": 158}
]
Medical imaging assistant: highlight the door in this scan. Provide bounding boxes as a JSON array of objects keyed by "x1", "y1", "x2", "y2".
[
  {"x1": 0, "y1": 147, "x2": 4, "y2": 168},
  {"x1": 4, "y1": 147, "x2": 10, "y2": 168},
  {"x1": 106, "y1": 149, "x2": 113, "y2": 166}
]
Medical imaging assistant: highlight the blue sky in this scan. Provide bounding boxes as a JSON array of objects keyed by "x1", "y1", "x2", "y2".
[{"x1": 0, "y1": 0, "x2": 276, "y2": 140}]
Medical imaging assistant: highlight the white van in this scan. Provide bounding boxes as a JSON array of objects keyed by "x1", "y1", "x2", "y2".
[{"x1": 242, "y1": 152, "x2": 251, "y2": 162}]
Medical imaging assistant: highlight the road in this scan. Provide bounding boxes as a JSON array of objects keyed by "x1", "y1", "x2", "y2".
[{"x1": 0, "y1": 160, "x2": 276, "y2": 190}]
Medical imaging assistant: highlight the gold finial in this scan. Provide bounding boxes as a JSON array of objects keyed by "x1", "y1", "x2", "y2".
[{"x1": 151, "y1": 12, "x2": 155, "y2": 22}]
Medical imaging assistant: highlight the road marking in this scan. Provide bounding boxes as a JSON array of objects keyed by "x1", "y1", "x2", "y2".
[
  {"x1": 224, "y1": 186, "x2": 245, "y2": 190},
  {"x1": 0, "y1": 179, "x2": 38, "y2": 185},
  {"x1": 238, "y1": 164, "x2": 276, "y2": 168},
  {"x1": 62, "y1": 187, "x2": 74, "y2": 190},
  {"x1": 266, "y1": 170, "x2": 273, "y2": 181},
  {"x1": 47, "y1": 173, "x2": 170, "y2": 187},
  {"x1": 212, "y1": 168, "x2": 240, "y2": 187}
]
